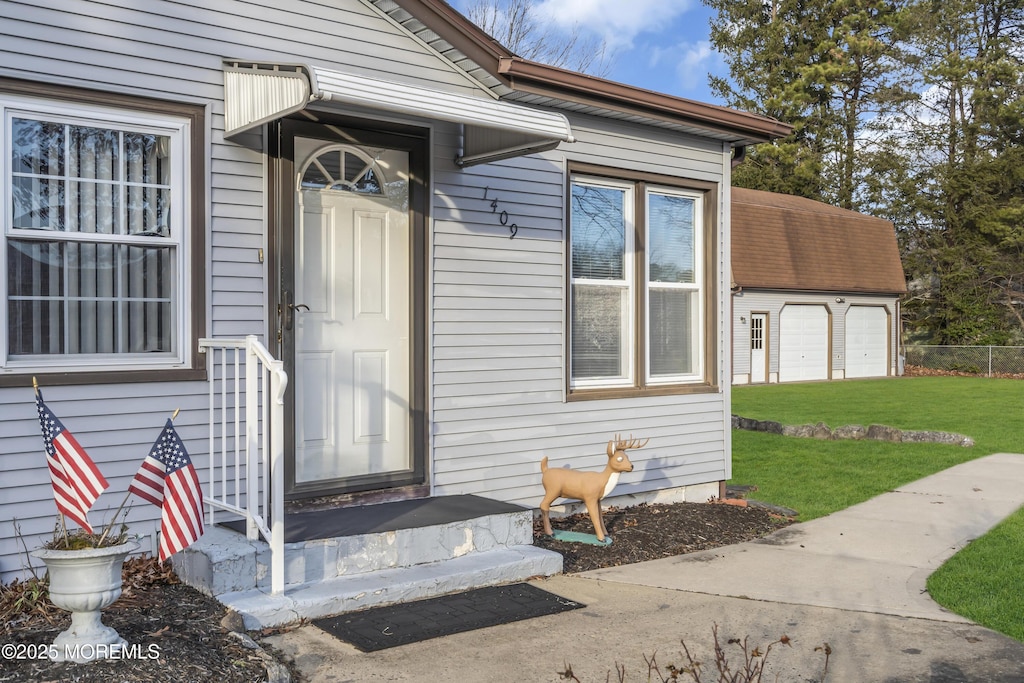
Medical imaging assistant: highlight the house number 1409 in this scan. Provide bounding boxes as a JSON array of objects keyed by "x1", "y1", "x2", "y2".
[{"x1": 482, "y1": 186, "x2": 518, "y2": 239}]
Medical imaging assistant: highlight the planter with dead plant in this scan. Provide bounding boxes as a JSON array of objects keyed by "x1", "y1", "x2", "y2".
[{"x1": 30, "y1": 522, "x2": 139, "y2": 663}]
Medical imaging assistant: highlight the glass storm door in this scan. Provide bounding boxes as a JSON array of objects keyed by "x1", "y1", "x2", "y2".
[{"x1": 291, "y1": 138, "x2": 412, "y2": 492}]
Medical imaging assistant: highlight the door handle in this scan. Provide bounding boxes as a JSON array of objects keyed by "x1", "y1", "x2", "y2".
[{"x1": 283, "y1": 292, "x2": 309, "y2": 332}]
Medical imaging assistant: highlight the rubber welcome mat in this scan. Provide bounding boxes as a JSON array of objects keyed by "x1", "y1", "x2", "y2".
[{"x1": 314, "y1": 583, "x2": 585, "y2": 651}]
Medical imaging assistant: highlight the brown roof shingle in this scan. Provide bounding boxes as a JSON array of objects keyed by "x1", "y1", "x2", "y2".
[{"x1": 731, "y1": 188, "x2": 907, "y2": 294}]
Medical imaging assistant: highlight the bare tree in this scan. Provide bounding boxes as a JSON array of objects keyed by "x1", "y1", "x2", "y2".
[{"x1": 464, "y1": 0, "x2": 612, "y2": 76}]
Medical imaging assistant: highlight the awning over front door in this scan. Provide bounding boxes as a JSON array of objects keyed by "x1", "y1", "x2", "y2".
[{"x1": 223, "y1": 62, "x2": 575, "y2": 166}]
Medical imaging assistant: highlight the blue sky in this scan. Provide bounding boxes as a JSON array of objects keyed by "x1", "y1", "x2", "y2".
[{"x1": 447, "y1": 0, "x2": 730, "y2": 106}]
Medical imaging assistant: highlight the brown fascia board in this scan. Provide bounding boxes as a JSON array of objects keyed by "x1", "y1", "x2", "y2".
[
  {"x1": 386, "y1": 0, "x2": 512, "y2": 77},
  {"x1": 743, "y1": 285, "x2": 907, "y2": 295},
  {"x1": 388, "y1": 0, "x2": 792, "y2": 143},
  {"x1": 498, "y1": 57, "x2": 793, "y2": 143}
]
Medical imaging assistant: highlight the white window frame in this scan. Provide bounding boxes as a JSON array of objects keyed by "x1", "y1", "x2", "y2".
[
  {"x1": 1, "y1": 94, "x2": 192, "y2": 374},
  {"x1": 568, "y1": 176, "x2": 635, "y2": 390},
  {"x1": 645, "y1": 185, "x2": 704, "y2": 385},
  {"x1": 568, "y1": 172, "x2": 709, "y2": 395}
]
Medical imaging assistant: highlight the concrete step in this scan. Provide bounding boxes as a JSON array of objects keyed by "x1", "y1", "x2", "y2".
[
  {"x1": 263, "y1": 507, "x2": 536, "y2": 589},
  {"x1": 220, "y1": 545, "x2": 563, "y2": 629},
  {"x1": 172, "y1": 495, "x2": 563, "y2": 626}
]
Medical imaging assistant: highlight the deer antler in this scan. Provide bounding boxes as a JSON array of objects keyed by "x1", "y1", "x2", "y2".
[{"x1": 612, "y1": 434, "x2": 650, "y2": 451}]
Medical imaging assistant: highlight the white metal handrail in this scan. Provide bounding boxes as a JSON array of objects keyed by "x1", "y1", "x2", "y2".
[{"x1": 198, "y1": 336, "x2": 287, "y2": 595}]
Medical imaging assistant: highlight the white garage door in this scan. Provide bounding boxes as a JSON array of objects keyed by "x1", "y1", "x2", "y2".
[
  {"x1": 779, "y1": 305, "x2": 829, "y2": 382},
  {"x1": 845, "y1": 306, "x2": 888, "y2": 378}
]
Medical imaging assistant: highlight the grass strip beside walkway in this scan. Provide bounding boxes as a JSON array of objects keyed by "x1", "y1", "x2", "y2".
[{"x1": 730, "y1": 376, "x2": 1024, "y2": 641}]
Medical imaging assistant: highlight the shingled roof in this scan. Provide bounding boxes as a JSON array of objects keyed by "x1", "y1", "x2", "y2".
[{"x1": 731, "y1": 187, "x2": 907, "y2": 294}]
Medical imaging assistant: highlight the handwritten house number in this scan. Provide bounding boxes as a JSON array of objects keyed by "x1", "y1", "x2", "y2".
[{"x1": 482, "y1": 186, "x2": 518, "y2": 239}]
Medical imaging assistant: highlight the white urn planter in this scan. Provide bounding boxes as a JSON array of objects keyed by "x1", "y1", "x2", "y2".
[{"x1": 32, "y1": 541, "x2": 139, "y2": 663}]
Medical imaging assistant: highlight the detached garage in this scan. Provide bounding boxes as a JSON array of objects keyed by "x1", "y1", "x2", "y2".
[{"x1": 731, "y1": 188, "x2": 906, "y2": 384}]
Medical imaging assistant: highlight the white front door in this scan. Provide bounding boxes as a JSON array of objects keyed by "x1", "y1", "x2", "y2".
[
  {"x1": 292, "y1": 139, "x2": 412, "y2": 488},
  {"x1": 845, "y1": 306, "x2": 888, "y2": 378},
  {"x1": 750, "y1": 313, "x2": 767, "y2": 383}
]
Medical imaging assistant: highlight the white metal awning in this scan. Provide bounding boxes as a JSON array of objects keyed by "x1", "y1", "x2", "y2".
[{"x1": 223, "y1": 62, "x2": 575, "y2": 166}]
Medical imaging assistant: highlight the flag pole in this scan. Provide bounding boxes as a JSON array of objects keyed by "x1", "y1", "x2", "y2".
[
  {"x1": 58, "y1": 512, "x2": 70, "y2": 546},
  {"x1": 102, "y1": 408, "x2": 181, "y2": 546},
  {"x1": 97, "y1": 490, "x2": 132, "y2": 547},
  {"x1": 36, "y1": 376, "x2": 70, "y2": 545}
]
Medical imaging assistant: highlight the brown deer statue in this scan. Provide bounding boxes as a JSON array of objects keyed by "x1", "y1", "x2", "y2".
[{"x1": 539, "y1": 434, "x2": 649, "y2": 542}]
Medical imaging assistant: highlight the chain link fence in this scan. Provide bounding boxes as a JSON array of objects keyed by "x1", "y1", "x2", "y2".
[{"x1": 904, "y1": 345, "x2": 1024, "y2": 377}]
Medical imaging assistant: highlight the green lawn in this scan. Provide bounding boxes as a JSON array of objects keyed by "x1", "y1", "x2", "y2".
[{"x1": 729, "y1": 376, "x2": 1024, "y2": 640}]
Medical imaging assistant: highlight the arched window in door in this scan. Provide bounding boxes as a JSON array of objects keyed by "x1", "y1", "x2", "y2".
[{"x1": 299, "y1": 145, "x2": 385, "y2": 195}]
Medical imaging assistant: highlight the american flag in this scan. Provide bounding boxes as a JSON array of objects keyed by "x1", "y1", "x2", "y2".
[
  {"x1": 129, "y1": 419, "x2": 205, "y2": 561},
  {"x1": 35, "y1": 390, "x2": 109, "y2": 533}
]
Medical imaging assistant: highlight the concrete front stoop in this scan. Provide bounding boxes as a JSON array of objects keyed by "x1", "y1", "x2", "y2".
[{"x1": 172, "y1": 499, "x2": 563, "y2": 629}]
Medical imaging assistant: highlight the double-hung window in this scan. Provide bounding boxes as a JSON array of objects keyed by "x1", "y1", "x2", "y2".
[
  {"x1": 1, "y1": 83, "x2": 205, "y2": 384},
  {"x1": 568, "y1": 167, "x2": 715, "y2": 397}
]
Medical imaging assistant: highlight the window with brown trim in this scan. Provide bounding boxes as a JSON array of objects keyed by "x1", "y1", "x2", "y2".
[
  {"x1": 0, "y1": 81, "x2": 205, "y2": 385},
  {"x1": 568, "y1": 165, "x2": 717, "y2": 398}
]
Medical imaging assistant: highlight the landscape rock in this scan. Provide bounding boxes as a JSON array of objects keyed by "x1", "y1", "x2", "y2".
[
  {"x1": 734, "y1": 416, "x2": 760, "y2": 431},
  {"x1": 812, "y1": 422, "x2": 834, "y2": 439},
  {"x1": 782, "y1": 424, "x2": 818, "y2": 438},
  {"x1": 755, "y1": 420, "x2": 784, "y2": 434},
  {"x1": 902, "y1": 430, "x2": 975, "y2": 447},
  {"x1": 867, "y1": 424, "x2": 903, "y2": 442},
  {"x1": 220, "y1": 609, "x2": 246, "y2": 633},
  {"x1": 746, "y1": 499, "x2": 800, "y2": 518},
  {"x1": 834, "y1": 424, "x2": 867, "y2": 440},
  {"x1": 733, "y1": 415, "x2": 973, "y2": 447}
]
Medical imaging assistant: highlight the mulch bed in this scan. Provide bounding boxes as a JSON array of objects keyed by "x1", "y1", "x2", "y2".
[
  {"x1": 1, "y1": 499, "x2": 790, "y2": 682},
  {"x1": 903, "y1": 364, "x2": 1024, "y2": 380},
  {"x1": 534, "y1": 500, "x2": 792, "y2": 573},
  {"x1": 0, "y1": 557, "x2": 281, "y2": 683}
]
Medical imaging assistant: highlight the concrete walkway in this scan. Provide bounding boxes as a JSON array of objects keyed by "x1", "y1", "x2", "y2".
[{"x1": 264, "y1": 452, "x2": 1024, "y2": 682}]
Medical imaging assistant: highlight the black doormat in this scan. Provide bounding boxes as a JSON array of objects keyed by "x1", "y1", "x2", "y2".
[
  {"x1": 221, "y1": 494, "x2": 527, "y2": 543},
  {"x1": 314, "y1": 583, "x2": 585, "y2": 652}
]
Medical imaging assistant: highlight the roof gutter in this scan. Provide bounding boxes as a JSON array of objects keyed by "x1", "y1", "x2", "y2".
[
  {"x1": 498, "y1": 57, "x2": 793, "y2": 144},
  {"x1": 384, "y1": 0, "x2": 793, "y2": 144}
]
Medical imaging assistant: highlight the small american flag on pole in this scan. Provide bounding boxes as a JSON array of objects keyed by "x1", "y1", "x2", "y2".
[
  {"x1": 129, "y1": 419, "x2": 205, "y2": 561},
  {"x1": 35, "y1": 389, "x2": 109, "y2": 533}
]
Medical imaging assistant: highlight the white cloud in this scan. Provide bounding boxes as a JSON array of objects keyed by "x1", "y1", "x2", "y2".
[
  {"x1": 675, "y1": 40, "x2": 720, "y2": 92},
  {"x1": 534, "y1": 0, "x2": 694, "y2": 49},
  {"x1": 648, "y1": 40, "x2": 724, "y2": 94}
]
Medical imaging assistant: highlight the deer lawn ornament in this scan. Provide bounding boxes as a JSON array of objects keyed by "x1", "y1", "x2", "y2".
[{"x1": 539, "y1": 434, "x2": 649, "y2": 543}]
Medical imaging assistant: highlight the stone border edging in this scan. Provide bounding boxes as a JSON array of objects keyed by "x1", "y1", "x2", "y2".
[{"x1": 732, "y1": 415, "x2": 975, "y2": 447}]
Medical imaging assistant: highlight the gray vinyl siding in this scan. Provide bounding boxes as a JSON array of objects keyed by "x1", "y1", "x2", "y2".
[
  {"x1": 0, "y1": 0, "x2": 488, "y2": 582},
  {"x1": 731, "y1": 290, "x2": 900, "y2": 382},
  {"x1": 565, "y1": 113, "x2": 725, "y2": 181},
  {"x1": 430, "y1": 112, "x2": 731, "y2": 507},
  {"x1": 0, "y1": 0, "x2": 735, "y2": 581}
]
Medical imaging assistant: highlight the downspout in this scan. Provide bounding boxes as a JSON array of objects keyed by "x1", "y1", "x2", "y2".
[
  {"x1": 723, "y1": 142, "x2": 743, "y2": 494},
  {"x1": 731, "y1": 145, "x2": 747, "y2": 168},
  {"x1": 897, "y1": 297, "x2": 905, "y2": 376},
  {"x1": 728, "y1": 143, "x2": 747, "y2": 385}
]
